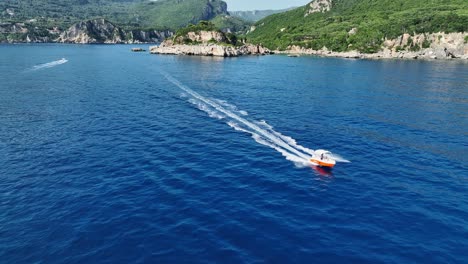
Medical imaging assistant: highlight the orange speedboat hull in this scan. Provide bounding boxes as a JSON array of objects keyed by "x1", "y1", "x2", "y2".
[{"x1": 311, "y1": 159, "x2": 336, "y2": 168}]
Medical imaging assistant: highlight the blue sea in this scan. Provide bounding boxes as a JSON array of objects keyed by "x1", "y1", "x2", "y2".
[{"x1": 0, "y1": 44, "x2": 467, "y2": 263}]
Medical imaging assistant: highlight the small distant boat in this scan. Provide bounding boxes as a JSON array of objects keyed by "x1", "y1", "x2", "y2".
[
  {"x1": 310, "y1": 149, "x2": 336, "y2": 168},
  {"x1": 288, "y1": 54, "x2": 300, "y2": 57},
  {"x1": 131, "y1": 48, "x2": 146, "y2": 52}
]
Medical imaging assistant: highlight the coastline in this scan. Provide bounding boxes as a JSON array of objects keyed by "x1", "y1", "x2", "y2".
[
  {"x1": 2, "y1": 42, "x2": 467, "y2": 62},
  {"x1": 276, "y1": 32, "x2": 468, "y2": 61},
  {"x1": 275, "y1": 48, "x2": 468, "y2": 61}
]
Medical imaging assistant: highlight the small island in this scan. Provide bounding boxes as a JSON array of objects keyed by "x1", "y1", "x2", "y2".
[{"x1": 150, "y1": 21, "x2": 271, "y2": 57}]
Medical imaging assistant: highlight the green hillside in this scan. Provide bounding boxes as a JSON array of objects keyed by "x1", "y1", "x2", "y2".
[
  {"x1": 247, "y1": 0, "x2": 468, "y2": 53},
  {"x1": 0, "y1": 0, "x2": 229, "y2": 30}
]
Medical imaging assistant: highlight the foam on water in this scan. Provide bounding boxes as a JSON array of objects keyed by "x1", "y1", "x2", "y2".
[
  {"x1": 188, "y1": 98, "x2": 225, "y2": 120},
  {"x1": 215, "y1": 99, "x2": 248, "y2": 116},
  {"x1": 162, "y1": 72, "x2": 347, "y2": 167},
  {"x1": 29, "y1": 58, "x2": 68, "y2": 71},
  {"x1": 258, "y1": 120, "x2": 316, "y2": 156}
]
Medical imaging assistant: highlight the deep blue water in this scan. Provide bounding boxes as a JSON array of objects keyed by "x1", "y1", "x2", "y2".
[{"x1": 0, "y1": 44, "x2": 467, "y2": 263}]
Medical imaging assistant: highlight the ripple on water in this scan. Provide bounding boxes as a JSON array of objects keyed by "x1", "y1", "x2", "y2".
[{"x1": 0, "y1": 45, "x2": 467, "y2": 263}]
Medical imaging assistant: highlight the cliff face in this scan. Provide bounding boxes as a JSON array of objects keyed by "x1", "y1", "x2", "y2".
[
  {"x1": 57, "y1": 19, "x2": 126, "y2": 44},
  {"x1": 177, "y1": 30, "x2": 227, "y2": 44},
  {"x1": 382, "y1": 32, "x2": 468, "y2": 58},
  {"x1": 57, "y1": 19, "x2": 173, "y2": 44},
  {"x1": 200, "y1": 0, "x2": 228, "y2": 21},
  {"x1": 126, "y1": 30, "x2": 173, "y2": 44},
  {"x1": 0, "y1": 20, "x2": 173, "y2": 43}
]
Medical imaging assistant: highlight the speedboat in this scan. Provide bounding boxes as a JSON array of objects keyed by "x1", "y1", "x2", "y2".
[{"x1": 310, "y1": 149, "x2": 336, "y2": 168}]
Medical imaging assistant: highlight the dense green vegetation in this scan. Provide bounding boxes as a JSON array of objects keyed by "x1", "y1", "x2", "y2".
[
  {"x1": 0, "y1": 0, "x2": 229, "y2": 31},
  {"x1": 175, "y1": 21, "x2": 217, "y2": 37},
  {"x1": 247, "y1": 0, "x2": 468, "y2": 53},
  {"x1": 0, "y1": 0, "x2": 135, "y2": 28}
]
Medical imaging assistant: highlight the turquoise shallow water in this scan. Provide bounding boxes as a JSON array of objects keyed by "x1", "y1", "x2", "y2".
[{"x1": 0, "y1": 44, "x2": 467, "y2": 263}]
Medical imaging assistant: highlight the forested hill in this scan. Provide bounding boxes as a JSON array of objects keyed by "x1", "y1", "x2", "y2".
[
  {"x1": 0, "y1": 0, "x2": 229, "y2": 30},
  {"x1": 247, "y1": 0, "x2": 468, "y2": 53}
]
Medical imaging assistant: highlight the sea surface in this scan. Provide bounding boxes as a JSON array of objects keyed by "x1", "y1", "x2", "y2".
[{"x1": 0, "y1": 44, "x2": 467, "y2": 263}]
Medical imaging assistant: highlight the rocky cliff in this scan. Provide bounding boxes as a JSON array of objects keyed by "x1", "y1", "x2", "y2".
[
  {"x1": 57, "y1": 19, "x2": 126, "y2": 44},
  {"x1": 126, "y1": 30, "x2": 173, "y2": 44},
  {"x1": 57, "y1": 19, "x2": 172, "y2": 44},
  {"x1": 176, "y1": 30, "x2": 227, "y2": 44},
  {"x1": 1, "y1": 19, "x2": 173, "y2": 43},
  {"x1": 200, "y1": 0, "x2": 228, "y2": 21},
  {"x1": 381, "y1": 32, "x2": 468, "y2": 59}
]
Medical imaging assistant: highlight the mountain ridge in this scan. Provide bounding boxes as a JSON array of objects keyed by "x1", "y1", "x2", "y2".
[
  {"x1": 230, "y1": 8, "x2": 296, "y2": 22},
  {"x1": 0, "y1": 0, "x2": 236, "y2": 43}
]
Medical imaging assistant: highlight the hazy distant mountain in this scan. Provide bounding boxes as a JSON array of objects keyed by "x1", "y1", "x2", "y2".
[{"x1": 230, "y1": 8, "x2": 296, "y2": 22}]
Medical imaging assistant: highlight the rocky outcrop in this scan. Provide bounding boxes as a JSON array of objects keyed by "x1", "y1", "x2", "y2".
[
  {"x1": 176, "y1": 30, "x2": 227, "y2": 44},
  {"x1": 281, "y1": 32, "x2": 468, "y2": 60},
  {"x1": 305, "y1": 0, "x2": 332, "y2": 17},
  {"x1": 150, "y1": 43, "x2": 270, "y2": 57},
  {"x1": 151, "y1": 29, "x2": 270, "y2": 57},
  {"x1": 57, "y1": 19, "x2": 173, "y2": 44},
  {"x1": 382, "y1": 32, "x2": 467, "y2": 59}
]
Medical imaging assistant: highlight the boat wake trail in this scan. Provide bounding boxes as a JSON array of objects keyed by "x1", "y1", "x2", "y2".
[
  {"x1": 163, "y1": 72, "x2": 349, "y2": 167},
  {"x1": 28, "y1": 58, "x2": 68, "y2": 71}
]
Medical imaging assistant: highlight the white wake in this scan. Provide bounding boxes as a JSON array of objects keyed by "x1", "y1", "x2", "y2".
[
  {"x1": 163, "y1": 72, "x2": 349, "y2": 167},
  {"x1": 29, "y1": 58, "x2": 68, "y2": 71}
]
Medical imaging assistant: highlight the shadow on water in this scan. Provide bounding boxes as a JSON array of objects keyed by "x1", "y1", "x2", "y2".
[{"x1": 312, "y1": 166, "x2": 334, "y2": 177}]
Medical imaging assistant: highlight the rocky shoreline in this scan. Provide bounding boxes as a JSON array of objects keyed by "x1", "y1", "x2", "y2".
[
  {"x1": 150, "y1": 43, "x2": 271, "y2": 57},
  {"x1": 277, "y1": 48, "x2": 468, "y2": 61},
  {"x1": 278, "y1": 32, "x2": 468, "y2": 61}
]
